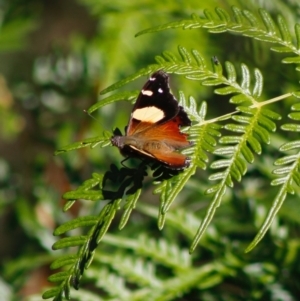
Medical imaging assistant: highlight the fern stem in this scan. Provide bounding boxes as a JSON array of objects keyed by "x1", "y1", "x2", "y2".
[
  {"x1": 200, "y1": 92, "x2": 292, "y2": 126},
  {"x1": 257, "y1": 92, "x2": 293, "y2": 107}
]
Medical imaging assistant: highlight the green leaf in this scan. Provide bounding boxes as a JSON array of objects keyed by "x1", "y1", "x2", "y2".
[
  {"x1": 219, "y1": 136, "x2": 242, "y2": 144},
  {"x1": 163, "y1": 50, "x2": 179, "y2": 63},
  {"x1": 225, "y1": 123, "x2": 247, "y2": 133},
  {"x1": 252, "y1": 68, "x2": 263, "y2": 97},
  {"x1": 119, "y1": 189, "x2": 141, "y2": 229},
  {"x1": 52, "y1": 236, "x2": 87, "y2": 250},
  {"x1": 273, "y1": 166, "x2": 293, "y2": 175},
  {"x1": 48, "y1": 271, "x2": 69, "y2": 283},
  {"x1": 259, "y1": 9, "x2": 277, "y2": 36},
  {"x1": 202, "y1": 78, "x2": 225, "y2": 86},
  {"x1": 253, "y1": 125, "x2": 270, "y2": 144},
  {"x1": 209, "y1": 172, "x2": 226, "y2": 181},
  {"x1": 190, "y1": 186, "x2": 226, "y2": 253},
  {"x1": 232, "y1": 115, "x2": 251, "y2": 124},
  {"x1": 247, "y1": 136, "x2": 262, "y2": 154},
  {"x1": 54, "y1": 216, "x2": 98, "y2": 235},
  {"x1": 88, "y1": 91, "x2": 139, "y2": 113},
  {"x1": 240, "y1": 64, "x2": 250, "y2": 92},
  {"x1": 261, "y1": 108, "x2": 281, "y2": 120},
  {"x1": 63, "y1": 190, "x2": 104, "y2": 201},
  {"x1": 246, "y1": 183, "x2": 288, "y2": 252},
  {"x1": 156, "y1": 165, "x2": 196, "y2": 217},
  {"x1": 242, "y1": 9, "x2": 259, "y2": 29},
  {"x1": 277, "y1": 15, "x2": 292, "y2": 44},
  {"x1": 289, "y1": 112, "x2": 300, "y2": 120},
  {"x1": 241, "y1": 145, "x2": 254, "y2": 163},
  {"x1": 215, "y1": 86, "x2": 240, "y2": 95},
  {"x1": 225, "y1": 61, "x2": 237, "y2": 83},
  {"x1": 236, "y1": 157, "x2": 247, "y2": 175},
  {"x1": 291, "y1": 102, "x2": 300, "y2": 110},
  {"x1": 50, "y1": 255, "x2": 78, "y2": 269},
  {"x1": 280, "y1": 140, "x2": 300, "y2": 151},
  {"x1": 210, "y1": 159, "x2": 231, "y2": 169},
  {"x1": 271, "y1": 177, "x2": 286, "y2": 186},
  {"x1": 55, "y1": 133, "x2": 112, "y2": 155},
  {"x1": 178, "y1": 46, "x2": 192, "y2": 64},
  {"x1": 274, "y1": 154, "x2": 298, "y2": 166},
  {"x1": 215, "y1": 7, "x2": 231, "y2": 23},
  {"x1": 230, "y1": 94, "x2": 251, "y2": 104},
  {"x1": 42, "y1": 287, "x2": 61, "y2": 299},
  {"x1": 191, "y1": 49, "x2": 206, "y2": 68},
  {"x1": 281, "y1": 124, "x2": 300, "y2": 132},
  {"x1": 282, "y1": 57, "x2": 300, "y2": 64},
  {"x1": 214, "y1": 146, "x2": 235, "y2": 156},
  {"x1": 271, "y1": 46, "x2": 293, "y2": 53},
  {"x1": 257, "y1": 115, "x2": 277, "y2": 132}
]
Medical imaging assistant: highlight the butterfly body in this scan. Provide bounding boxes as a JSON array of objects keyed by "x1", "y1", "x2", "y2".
[{"x1": 111, "y1": 70, "x2": 191, "y2": 169}]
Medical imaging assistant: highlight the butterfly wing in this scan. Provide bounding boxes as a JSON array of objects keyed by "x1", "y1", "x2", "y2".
[
  {"x1": 130, "y1": 109, "x2": 191, "y2": 168},
  {"x1": 127, "y1": 71, "x2": 190, "y2": 135},
  {"x1": 112, "y1": 70, "x2": 192, "y2": 169}
]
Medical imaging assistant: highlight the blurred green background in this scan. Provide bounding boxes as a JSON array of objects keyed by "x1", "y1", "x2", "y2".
[{"x1": 1, "y1": 0, "x2": 300, "y2": 300}]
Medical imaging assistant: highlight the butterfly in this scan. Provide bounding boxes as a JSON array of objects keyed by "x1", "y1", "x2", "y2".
[{"x1": 111, "y1": 70, "x2": 192, "y2": 169}]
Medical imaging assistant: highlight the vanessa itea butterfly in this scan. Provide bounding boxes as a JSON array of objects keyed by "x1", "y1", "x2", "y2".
[{"x1": 111, "y1": 70, "x2": 192, "y2": 169}]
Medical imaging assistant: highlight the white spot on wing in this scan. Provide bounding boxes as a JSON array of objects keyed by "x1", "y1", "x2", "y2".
[
  {"x1": 132, "y1": 106, "x2": 164, "y2": 123},
  {"x1": 141, "y1": 89, "x2": 153, "y2": 96},
  {"x1": 158, "y1": 88, "x2": 163, "y2": 93},
  {"x1": 149, "y1": 77, "x2": 156, "y2": 81}
]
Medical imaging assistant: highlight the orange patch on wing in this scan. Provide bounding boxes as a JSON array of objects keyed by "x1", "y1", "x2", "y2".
[
  {"x1": 139, "y1": 116, "x2": 190, "y2": 146},
  {"x1": 150, "y1": 149, "x2": 189, "y2": 168}
]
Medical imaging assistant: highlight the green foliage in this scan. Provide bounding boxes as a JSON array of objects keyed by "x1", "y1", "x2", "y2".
[
  {"x1": 43, "y1": 5, "x2": 300, "y2": 299},
  {"x1": 136, "y1": 6, "x2": 300, "y2": 57},
  {"x1": 1, "y1": 2, "x2": 298, "y2": 301},
  {"x1": 40, "y1": 204, "x2": 297, "y2": 301}
]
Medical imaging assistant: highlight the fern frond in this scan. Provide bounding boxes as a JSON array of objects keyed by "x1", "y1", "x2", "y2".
[
  {"x1": 43, "y1": 197, "x2": 122, "y2": 300},
  {"x1": 70, "y1": 288, "x2": 106, "y2": 301},
  {"x1": 54, "y1": 217, "x2": 99, "y2": 235},
  {"x1": 119, "y1": 188, "x2": 141, "y2": 229},
  {"x1": 154, "y1": 165, "x2": 196, "y2": 229},
  {"x1": 88, "y1": 90, "x2": 139, "y2": 113},
  {"x1": 100, "y1": 47, "x2": 207, "y2": 94},
  {"x1": 99, "y1": 47, "x2": 263, "y2": 117},
  {"x1": 138, "y1": 236, "x2": 191, "y2": 270},
  {"x1": 97, "y1": 253, "x2": 159, "y2": 287},
  {"x1": 100, "y1": 67, "x2": 158, "y2": 94},
  {"x1": 85, "y1": 233, "x2": 226, "y2": 301},
  {"x1": 55, "y1": 132, "x2": 111, "y2": 155},
  {"x1": 190, "y1": 105, "x2": 281, "y2": 252},
  {"x1": 62, "y1": 173, "x2": 104, "y2": 211},
  {"x1": 44, "y1": 162, "x2": 151, "y2": 299},
  {"x1": 136, "y1": 7, "x2": 300, "y2": 59},
  {"x1": 82, "y1": 266, "x2": 130, "y2": 300},
  {"x1": 103, "y1": 233, "x2": 191, "y2": 271},
  {"x1": 214, "y1": 62, "x2": 263, "y2": 105},
  {"x1": 246, "y1": 102, "x2": 300, "y2": 252},
  {"x1": 48, "y1": 27, "x2": 299, "y2": 299},
  {"x1": 138, "y1": 204, "x2": 204, "y2": 242}
]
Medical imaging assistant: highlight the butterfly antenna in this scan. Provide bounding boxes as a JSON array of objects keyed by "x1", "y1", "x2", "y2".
[
  {"x1": 84, "y1": 109, "x2": 98, "y2": 121},
  {"x1": 83, "y1": 109, "x2": 108, "y2": 131}
]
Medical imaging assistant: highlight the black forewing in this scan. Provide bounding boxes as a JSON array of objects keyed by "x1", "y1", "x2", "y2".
[
  {"x1": 126, "y1": 71, "x2": 191, "y2": 135},
  {"x1": 131, "y1": 71, "x2": 178, "y2": 123}
]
